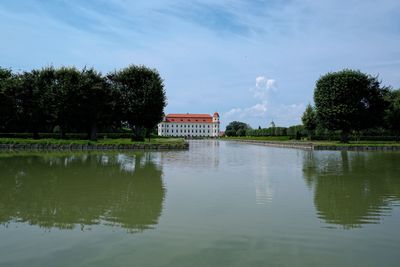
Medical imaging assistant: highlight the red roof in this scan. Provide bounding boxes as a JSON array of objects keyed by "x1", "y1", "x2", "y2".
[
  {"x1": 213, "y1": 112, "x2": 220, "y2": 117},
  {"x1": 165, "y1": 113, "x2": 212, "y2": 123}
]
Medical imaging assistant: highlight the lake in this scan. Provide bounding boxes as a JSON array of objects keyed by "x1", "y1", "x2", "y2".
[{"x1": 1, "y1": 140, "x2": 399, "y2": 267}]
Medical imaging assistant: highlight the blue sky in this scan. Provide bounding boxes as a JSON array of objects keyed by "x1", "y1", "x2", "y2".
[{"x1": 1, "y1": 0, "x2": 399, "y2": 128}]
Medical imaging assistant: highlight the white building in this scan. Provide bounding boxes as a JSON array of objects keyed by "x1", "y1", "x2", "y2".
[{"x1": 158, "y1": 113, "x2": 220, "y2": 137}]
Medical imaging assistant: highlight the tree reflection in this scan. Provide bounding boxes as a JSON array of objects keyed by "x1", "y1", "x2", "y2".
[
  {"x1": 0, "y1": 152, "x2": 165, "y2": 232},
  {"x1": 303, "y1": 151, "x2": 400, "y2": 229}
]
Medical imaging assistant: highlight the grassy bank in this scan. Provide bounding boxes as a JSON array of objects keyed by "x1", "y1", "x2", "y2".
[
  {"x1": 223, "y1": 136, "x2": 291, "y2": 141},
  {"x1": 0, "y1": 137, "x2": 186, "y2": 146},
  {"x1": 222, "y1": 136, "x2": 400, "y2": 147}
]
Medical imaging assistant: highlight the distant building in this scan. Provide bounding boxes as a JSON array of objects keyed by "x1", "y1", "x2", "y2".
[
  {"x1": 158, "y1": 112, "x2": 220, "y2": 137},
  {"x1": 270, "y1": 120, "x2": 276, "y2": 128}
]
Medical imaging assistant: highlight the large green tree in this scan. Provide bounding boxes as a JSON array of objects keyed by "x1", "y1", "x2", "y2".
[
  {"x1": 108, "y1": 65, "x2": 166, "y2": 141},
  {"x1": 385, "y1": 89, "x2": 400, "y2": 140},
  {"x1": 52, "y1": 67, "x2": 82, "y2": 138},
  {"x1": 77, "y1": 68, "x2": 117, "y2": 141},
  {"x1": 17, "y1": 67, "x2": 57, "y2": 138},
  {"x1": 301, "y1": 104, "x2": 318, "y2": 139},
  {"x1": 314, "y1": 69, "x2": 387, "y2": 142},
  {"x1": 0, "y1": 68, "x2": 18, "y2": 132},
  {"x1": 225, "y1": 121, "x2": 251, "y2": 136}
]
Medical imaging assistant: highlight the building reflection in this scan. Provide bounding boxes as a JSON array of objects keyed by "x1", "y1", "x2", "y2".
[
  {"x1": 303, "y1": 151, "x2": 400, "y2": 229},
  {"x1": 253, "y1": 151, "x2": 274, "y2": 205},
  {"x1": 160, "y1": 140, "x2": 220, "y2": 169},
  {"x1": 0, "y1": 152, "x2": 165, "y2": 233}
]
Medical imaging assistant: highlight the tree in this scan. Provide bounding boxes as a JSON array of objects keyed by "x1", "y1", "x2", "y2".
[
  {"x1": 16, "y1": 67, "x2": 57, "y2": 138},
  {"x1": 52, "y1": 67, "x2": 82, "y2": 138},
  {"x1": 301, "y1": 104, "x2": 318, "y2": 139},
  {"x1": 225, "y1": 121, "x2": 251, "y2": 137},
  {"x1": 236, "y1": 128, "x2": 246, "y2": 136},
  {"x1": 0, "y1": 68, "x2": 18, "y2": 132},
  {"x1": 108, "y1": 65, "x2": 166, "y2": 141},
  {"x1": 314, "y1": 69, "x2": 387, "y2": 143},
  {"x1": 77, "y1": 68, "x2": 116, "y2": 141},
  {"x1": 385, "y1": 89, "x2": 400, "y2": 140}
]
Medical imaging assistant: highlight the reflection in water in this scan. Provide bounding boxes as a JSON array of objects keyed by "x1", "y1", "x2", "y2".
[
  {"x1": 160, "y1": 140, "x2": 220, "y2": 169},
  {"x1": 253, "y1": 151, "x2": 274, "y2": 205},
  {"x1": 303, "y1": 151, "x2": 400, "y2": 229},
  {"x1": 0, "y1": 153, "x2": 165, "y2": 232}
]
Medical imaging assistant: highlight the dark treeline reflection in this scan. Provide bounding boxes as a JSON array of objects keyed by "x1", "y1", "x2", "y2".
[
  {"x1": 0, "y1": 153, "x2": 165, "y2": 232},
  {"x1": 303, "y1": 151, "x2": 400, "y2": 229}
]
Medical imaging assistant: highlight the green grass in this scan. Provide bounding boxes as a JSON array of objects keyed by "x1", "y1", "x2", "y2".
[
  {"x1": 222, "y1": 136, "x2": 291, "y2": 141},
  {"x1": 0, "y1": 137, "x2": 186, "y2": 146},
  {"x1": 222, "y1": 136, "x2": 400, "y2": 147},
  {"x1": 311, "y1": 140, "x2": 400, "y2": 147}
]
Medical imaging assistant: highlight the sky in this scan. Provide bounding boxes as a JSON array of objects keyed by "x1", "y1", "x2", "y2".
[{"x1": 1, "y1": 0, "x2": 399, "y2": 129}]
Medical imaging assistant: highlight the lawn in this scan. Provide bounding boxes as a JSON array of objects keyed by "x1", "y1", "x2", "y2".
[
  {"x1": 0, "y1": 137, "x2": 186, "y2": 146},
  {"x1": 222, "y1": 136, "x2": 400, "y2": 147}
]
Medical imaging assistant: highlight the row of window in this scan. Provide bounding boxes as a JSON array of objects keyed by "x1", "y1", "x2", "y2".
[
  {"x1": 161, "y1": 129, "x2": 211, "y2": 133},
  {"x1": 161, "y1": 124, "x2": 213, "y2": 128}
]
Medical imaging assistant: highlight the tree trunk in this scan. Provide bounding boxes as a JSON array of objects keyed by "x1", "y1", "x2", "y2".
[
  {"x1": 131, "y1": 126, "x2": 144, "y2": 141},
  {"x1": 60, "y1": 127, "x2": 66, "y2": 139},
  {"x1": 33, "y1": 130, "x2": 39, "y2": 140},
  {"x1": 146, "y1": 128, "x2": 151, "y2": 142},
  {"x1": 340, "y1": 130, "x2": 349, "y2": 143},
  {"x1": 308, "y1": 130, "x2": 313, "y2": 141},
  {"x1": 89, "y1": 122, "x2": 97, "y2": 141}
]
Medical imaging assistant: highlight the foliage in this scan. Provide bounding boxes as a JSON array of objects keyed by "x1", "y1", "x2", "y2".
[
  {"x1": 0, "y1": 68, "x2": 18, "y2": 132},
  {"x1": 52, "y1": 67, "x2": 82, "y2": 138},
  {"x1": 0, "y1": 65, "x2": 167, "y2": 141},
  {"x1": 384, "y1": 89, "x2": 400, "y2": 139},
  {"x1": 286, "y1": 125, "x2": 306, "y2": 137},
  {"x1": 16, "y1": 67, "x2": 57, "y2": 138},
  {"x1": 314, "y1": 69, "x2": 388, "y2": 142},
  {"x1": 225, "y1": 121, "x2": 251, "y2": 136},
  {"x1": 301, "y1": 104, "x2": 318, "y2": 139},
  {"x1": 108, "y1": 65, "x2": 166, "y2": 141}
]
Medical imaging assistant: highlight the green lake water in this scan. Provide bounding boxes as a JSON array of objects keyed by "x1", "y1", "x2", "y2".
[{"x1": 0, "y1": 140, "x2": 399, "y2": 267}]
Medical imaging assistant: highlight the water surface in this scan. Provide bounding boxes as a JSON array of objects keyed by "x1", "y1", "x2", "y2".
[{"x1": 1, "y1": 141, "x2": 399, "y2": 266}]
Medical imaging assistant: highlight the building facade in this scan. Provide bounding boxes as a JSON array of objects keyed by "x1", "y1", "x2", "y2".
[{"x1": 158, "y1": 113, "x2": 220, "y2": 137}]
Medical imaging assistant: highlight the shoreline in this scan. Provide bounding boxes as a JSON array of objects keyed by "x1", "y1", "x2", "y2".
[
  {"x1": 0, "y1": 142, "x2": 189, "y2": 151},
  {"x1": 224, "y1": 139, "x2": 400, "y2": 151}
]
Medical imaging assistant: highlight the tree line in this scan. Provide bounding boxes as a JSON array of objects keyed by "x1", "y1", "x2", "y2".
[
  {"x1": 0, "y1": 65, "x2": 166, "y2": 141},
  {"x1": 225, "y1": 121, "x2": 305, "y2": 139},
  {"x1": 303, "y1": 69, "x2": 400, "y2": 142},
  {"x1": 225, "y1": 69, "x2": 400, "y2": 142}
]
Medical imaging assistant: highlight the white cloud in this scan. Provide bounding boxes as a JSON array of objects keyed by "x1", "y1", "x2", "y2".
[
  {"x1": 222, "y1": 75, "x2": 305, "y2": 127},
  {"x1": 224, "y1": 102, "x2": 268, "y2": 119},
  {"x1": 270, "y1": 103, "x2": 306, "y2": 126},
  {"x1": 255, "y1": 76, "x2": 277, "y2": 90},
  {"x1": 252, "y1": 76, "x2": 277, "y2": 101},
  {"x1": 223, "y1": 101, "x2": 305, "y2": 127}
]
